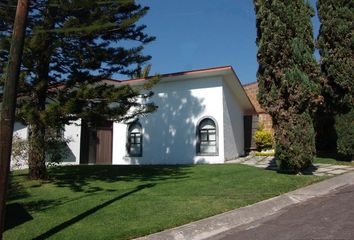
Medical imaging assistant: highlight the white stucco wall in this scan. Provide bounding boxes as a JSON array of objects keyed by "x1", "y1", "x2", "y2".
[
  {"x1": 112, "y1": 76, "x2": 225, "y2": 165},
  {"x1": 11, "y1": 120, "x2": 81, "y2": 169},
  {"x1": 62, "y1": 119, "x2": 81, "y2": 165},
  {"x1": 223, "y1": 81, "x2": 245, "y2": 160}
]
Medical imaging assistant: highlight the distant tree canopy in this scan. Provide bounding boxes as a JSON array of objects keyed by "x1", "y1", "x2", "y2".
[
  {"x1": 254, "y1": 0, "x2": 321, "y2": 172},
  {"x1": 0, "y1": 0, "x2": 156, "y2": 179}
]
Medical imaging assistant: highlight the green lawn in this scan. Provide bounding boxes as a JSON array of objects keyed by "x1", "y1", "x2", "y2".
[
  {"x1": 5, "y1": 164, "x2": 325, "y2": 240},
  {"x1": 313, "y1": 156, "x2": 354, "y2": 166}
]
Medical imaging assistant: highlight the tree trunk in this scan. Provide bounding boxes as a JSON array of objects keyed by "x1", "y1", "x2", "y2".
[
  {"x1": 28, "y1": 124, "x2": 47, "y2": 179},
  {"x1": 26, "y1": 6, "x2": 54, "y2": 179}
]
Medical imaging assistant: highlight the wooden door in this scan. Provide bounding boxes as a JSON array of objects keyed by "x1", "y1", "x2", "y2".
[{"x1": 95, "y1": 124, "x2": 113, "y2": 164}]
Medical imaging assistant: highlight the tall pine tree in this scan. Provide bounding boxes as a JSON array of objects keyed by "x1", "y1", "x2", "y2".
[
  {"x1": 254, "y1": 0, "x2": 321, "y2": 172},
  {"x1": 0, "y1": 0, "x2": 156, "y2": 179},
  {"x1": 317, "y1": 0, "x2": 354, "y2": 158}
]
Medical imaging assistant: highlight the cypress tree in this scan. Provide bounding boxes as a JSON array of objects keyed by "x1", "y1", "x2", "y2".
[
  {"x1": 317, "y1": 0, "x2": 354, "y2": 158},
  {"x1": 317, "y1": 0, "x2": 353, "y2": 111},
  {"x1": 254, "y1": 0, "x2": 321, "y2": 173},
  {"x1": 0, "y1": 0, "x2": 156, "y2": 179}
]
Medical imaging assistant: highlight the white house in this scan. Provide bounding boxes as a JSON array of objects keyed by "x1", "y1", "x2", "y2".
[{"x1": 11, "y1": 66, "x2": 256, "y2": 168}]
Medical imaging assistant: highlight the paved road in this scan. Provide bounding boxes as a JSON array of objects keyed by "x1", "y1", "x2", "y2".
[{"x1": 211, "y1": 184, "x2": 354, "y2": 240}]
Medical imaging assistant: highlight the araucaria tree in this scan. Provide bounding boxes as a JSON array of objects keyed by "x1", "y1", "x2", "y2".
[
  {"x1": 317, "y1": 0, "x2": 354, "y2": 159},
  {"x1": 0, "y1": 0, "x2": 156, "y2": 179},
  {"x1": 254, "y1": 0, "x2": 321, "y2": 172}
]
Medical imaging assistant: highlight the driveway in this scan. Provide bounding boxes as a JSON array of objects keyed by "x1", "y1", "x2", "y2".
[{"x1": 211, "y1": 184, "x2": 354, "y2": 240}]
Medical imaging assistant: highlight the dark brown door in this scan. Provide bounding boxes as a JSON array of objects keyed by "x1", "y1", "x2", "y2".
[
  {"x1": 95, "y1": 124, "x2": 113, "y2": 164},
  {"x1": 79, "y1": 120, "x2": 90, "y2": 164}
]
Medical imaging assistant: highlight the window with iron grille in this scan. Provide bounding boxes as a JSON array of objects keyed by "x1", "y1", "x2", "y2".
[
  {"x1": 197, "y1": 118, "x2": 218, "y2": 155},
  {"x1": 127, "y1": 122, "x2": 142, "y2": 157}
]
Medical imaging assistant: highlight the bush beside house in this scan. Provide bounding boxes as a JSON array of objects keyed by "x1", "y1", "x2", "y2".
[{"x1": 253, "y1": 124, "x2": 273, "y2": 152}]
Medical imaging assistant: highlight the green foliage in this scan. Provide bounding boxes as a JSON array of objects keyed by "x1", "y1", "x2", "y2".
[
  {"x1": 254, "y1": 0, "x2": 321, "y2": 116},
  {"x1": 44, "y1": 126, "x2": 72, "y2": 165},
  {"x1": 11, "y1": 134, "x2": 29, "y2": 169},
  {"x1": 0, "y1": 0, "x2": 156, "y2": 178},
  {"x1": 255, "y1": 151, "x2": 274, "y2": 157},
  {"x1": 316, "y1": 0, "x2": 353, "y2": 158},
  {"x1": 335, "y1": 108, "x2": 354, "y2": 158},
  {"x1": 130, "y1": 64, "x2": 152, "y2": 78},
  {"x1": 254, "y1": 0, "x2": 321, "y2": 173},
  {"x1": 317, "y1": 0, "x2": 354, "y2": 112},
  {"x1": 275, "y1": 112, "x2": 316, "y2": 172},
  {"x1": 253, "y1": 125, "x2": 274, "y2": 151}
]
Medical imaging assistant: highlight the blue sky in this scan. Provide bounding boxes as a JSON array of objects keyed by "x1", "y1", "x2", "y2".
[{"x1": 128, "y1": 0, "x2": 320, "y2": 84}]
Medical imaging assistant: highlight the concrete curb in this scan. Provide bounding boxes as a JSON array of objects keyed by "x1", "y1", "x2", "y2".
[{"x1": 136, "y1": 171, "x2": 354, "y2": 240}]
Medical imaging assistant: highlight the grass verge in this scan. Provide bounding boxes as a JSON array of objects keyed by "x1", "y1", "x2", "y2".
[{"x1": 5, "y1": 164, "x2": 325, "y2": 240}]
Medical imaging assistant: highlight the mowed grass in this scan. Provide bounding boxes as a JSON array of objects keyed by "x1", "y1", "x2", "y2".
[
  {"x1": 314, "y1": 152, "x2": 354, "y2": 166},
  {"x1": 5, "y1": 164, "x2": 325, "y2": 240},
  {"x1": 313, "y1": 157, "x2": 354, "y2": 166}
]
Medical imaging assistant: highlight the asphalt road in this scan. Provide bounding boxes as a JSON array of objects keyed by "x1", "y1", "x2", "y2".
[{"x1": 211, "y1": 184, "x2": 354, "y2": 240}]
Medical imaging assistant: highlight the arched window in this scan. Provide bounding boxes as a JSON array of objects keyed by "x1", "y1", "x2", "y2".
[
  {"x1": 127, "y1": 122, "x2": 142, "y2": 157},
  {"x1": 197, "y1": 118, "x2": 218, "y2": 155}
]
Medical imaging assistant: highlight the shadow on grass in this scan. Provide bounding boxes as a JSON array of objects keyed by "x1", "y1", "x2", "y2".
[
  {"x1": 22, "y1": 199, "x2": 67, "y2": 212},
  {"x1": 301, "y1": 165, "x2": 319, "y2": 175},
  {"x1": 263, "y1": 157, "x2": 324, "y2": 175},
  {"x1": 32, "y1": 183, "x2": 155, "y2": 240},
  {"x1": 48, "y1": 165, "x2": 192, "y2": 192},
  {"x1": 7, "y1": 165, "x2": 191, "y2": 229},
  {"x1": 316, "y1": 151, "x2": 352, "y2": 161},
  {"x1": 5, "y1": 203, "x2": 33, "y2": 231},
  {"x1": 264, "y1": 157, "x2": 278, "y2": 171},
  {"x1": 7, "y1": 173, "x2": 31, "y2": 202}
]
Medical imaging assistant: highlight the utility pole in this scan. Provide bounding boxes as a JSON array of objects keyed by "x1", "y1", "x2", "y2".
[{"x1": 0, "y1": 0, "x2": 29, "y2": 238}]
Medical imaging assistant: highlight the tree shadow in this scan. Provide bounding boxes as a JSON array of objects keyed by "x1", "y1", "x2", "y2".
[
  {"x1": 316, "y1": 151, "x2": 352, "y2": 162},
  {"x1": 5, "y1": 203, "x2": 33, "y2": 231},
  {"x1": 275, "y1": 163, "x2": 319, "y2": 175},
  {"x1": 120, "y1": 78, "x2": 228, "y2": 165},
  {"x1": 6, "y1": 189, "x2": 133, "y2": 228},
  {"x1": 264, "y1": 157, "x2": 278, "y2": 171},
  {"x1": 32, "y1": 183, "x2": 155, "y2": 240},
  {"x1": 7, "y1": 173, "x2": 31, "y2": 202},
  {"x1": 6, "y1": 165, "x2": 191, "y2": 228},
  {"x1": 139, "y1": 88, "x2": 206, "y2": 164},
  {"x1": 301, "y1": 165, "x2": 319, "y2": 175},
  {"x1": 21, "y1": 199, "x2": 67, "y2": 212},
  {"x1": 48, "y1": 164, "x2": 192, "y2": 192},
  {"x1": 259, "y1": 157, "x2": 320, "y2": 175}
]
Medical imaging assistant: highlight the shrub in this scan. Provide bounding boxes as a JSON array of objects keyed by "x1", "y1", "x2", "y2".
[
  {"x1": 253, "y1": 125, "x2": 274, "y2": 151},
  {"x1": 335, "y1": 109, "x2": 354, "y2": 159},
  {"x1": 11, "y1": 134, "x2": 29, "y2": 169},
  {"x1": 255, "y1": 151, "x2": 274, "y2": 157}
]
